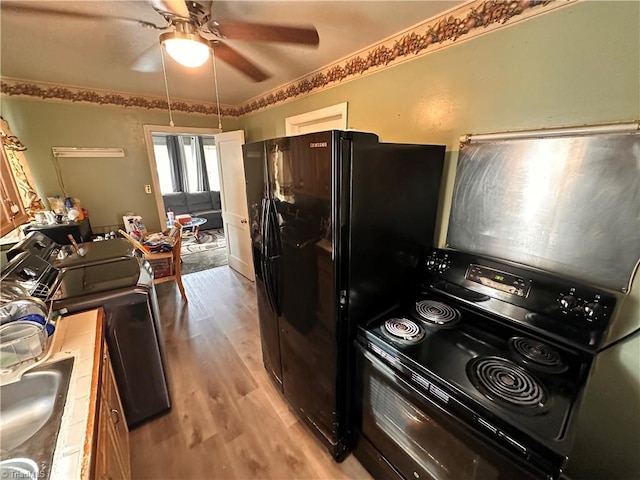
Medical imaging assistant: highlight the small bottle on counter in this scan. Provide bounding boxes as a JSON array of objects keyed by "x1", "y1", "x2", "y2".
[{"x1": 167, "y1": 209, "x2": 175, "y2": 224}]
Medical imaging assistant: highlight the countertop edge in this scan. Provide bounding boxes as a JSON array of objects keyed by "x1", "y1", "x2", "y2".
[
  {"x1": 47, "y1": 308, "x2": 101, "y2": 480},
  {"x1": 80, "y1": 308, "x2": 104, "y2": 480}
]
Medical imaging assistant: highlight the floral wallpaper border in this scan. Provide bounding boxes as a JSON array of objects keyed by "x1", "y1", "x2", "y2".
[
  {"x1": 0, "y1": 79, "x2": 237, "y2": 117},
  {"x1": 0, "y1": 0, "x2": 573, "y2": 118}
]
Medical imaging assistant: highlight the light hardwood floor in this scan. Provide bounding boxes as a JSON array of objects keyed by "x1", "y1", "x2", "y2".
[{"x1": 129, "y1": 266, "x2": 372, "y2": 480}]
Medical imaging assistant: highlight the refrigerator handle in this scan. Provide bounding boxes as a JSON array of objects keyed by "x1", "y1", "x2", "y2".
[
  {"x1": 262, "y1": 256, "x2": 279, "y2": 315},
  {"x1": 267, "y1": 199, "x2": 283, "y2": 313},
  {"x1": 261, "y1": 199, "x2": 282, "y2": 315},
  {"x1": 260, "y1": 198, "x2": 269, "y2": 257},
  {"x1": 268, "y1": 199, "x2": 283, "y2": 256},
  {"x1": 259, "y1": 198, "x2": 276, "y2": 314},
  {"x1": 265, "y1": 255, "x2": 282, "y2": 316}
]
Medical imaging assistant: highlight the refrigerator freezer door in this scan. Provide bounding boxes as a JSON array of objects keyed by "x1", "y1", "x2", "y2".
[
  {"x1": 275, "y1": 132, "x2": 341, "y2": 448},
  {"x1": 242, "y1": 141, "x2": 283, "y2": 387}
]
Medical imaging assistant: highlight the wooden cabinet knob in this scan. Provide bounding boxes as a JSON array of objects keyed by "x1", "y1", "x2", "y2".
[{"x1": 111, "y1": 408, "x2": 121, "y2": 425}]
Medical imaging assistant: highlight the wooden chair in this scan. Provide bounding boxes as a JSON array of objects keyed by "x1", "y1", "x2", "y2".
[{"x1": 144, "y1": 221, "x2": 187, "y2": 302}]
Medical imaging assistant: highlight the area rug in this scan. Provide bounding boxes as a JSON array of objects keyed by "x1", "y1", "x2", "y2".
[{"x1": 180, "y1": 228, "x2": 228, "y2": 275}]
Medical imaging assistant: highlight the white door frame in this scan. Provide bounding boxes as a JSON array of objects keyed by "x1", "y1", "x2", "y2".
[
  {"x1": 142, "y1": 124, "x2": 221, "y2": 228},
  {"x1": 285, "y1": 102, "x2": 348, "y2": 136}
]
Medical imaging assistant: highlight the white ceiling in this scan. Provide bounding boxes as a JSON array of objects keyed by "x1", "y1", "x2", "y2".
[{"x1": 0, "y1": 1, "x2": 465, "y2": 106}]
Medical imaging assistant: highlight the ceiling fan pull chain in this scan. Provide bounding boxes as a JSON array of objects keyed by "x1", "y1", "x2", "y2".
[
  {"x1": 160, "y1": 46, "x2": 175, "y2": 127},
  {"x1": 211, "y1": 49, "x2": 223, "y2": 131}
]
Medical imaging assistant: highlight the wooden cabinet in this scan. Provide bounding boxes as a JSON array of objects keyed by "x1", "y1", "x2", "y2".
[
  {"x1": 315, "y1": 240, "x2": 335, "y2": 335},
  {"x1": 290, "y1": 137, "x2": 331, "y2": 199},
  {"x1": 314, "y1": 152, "x2": 331, "y2": 199},
  {"x1": 291, "y1": 140, "x2": 316, "y2": 197},
  {"x1": 0, "y1": 144, "x2": 28, "y2": 236},
  {"x1": 94, "y1": 341, "x2": 131, "y2": 480}
]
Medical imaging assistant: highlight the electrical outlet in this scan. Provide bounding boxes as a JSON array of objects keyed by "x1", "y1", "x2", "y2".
[{"x1": 144, "y1": 185, "x2": 152, "y2": 194}]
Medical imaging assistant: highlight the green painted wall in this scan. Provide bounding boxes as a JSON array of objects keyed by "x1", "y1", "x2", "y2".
[
  {"x1": 0, "y1": 98, "x2": 239, "y2": 232},
  {"x1": 240, "y1": 1, "x2": 640, "y2": 246},
  {"x1": 242, "y1": 1, "x2": 638, "y2": 143}
]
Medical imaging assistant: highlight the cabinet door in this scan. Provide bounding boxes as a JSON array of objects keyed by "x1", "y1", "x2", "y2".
[
  {"x1": 291, "y1": 139, "x2": 317, "y2": 196},
  {"x1": 94, "y1": 396, "x2": 109, "y2": 480},
  {"x1": 104, "y1": 345, "x2": 131, "y2": 479},
  {"x1": 290, "y1": 133, "x2": 332, "y2": 198},
  {"x1": 314, "y1": 149, "x2": 331, "y2": 199},
  {"x1": 0, "y1": 146, "x2": 28, "y2": 236},
  {"x1": 95, "y1": 343, "x2": 131, "y2": 480}
]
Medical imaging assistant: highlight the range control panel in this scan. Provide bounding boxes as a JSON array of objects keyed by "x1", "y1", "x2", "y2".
[
  {"x1": 556, "y1": 288, "x2": 610, "y2": 324},
  {"x1": 423, "y1": 248, "x2": 618, "y2": 348},
  {"x1": 465, "y1": 264, "x2": 531, "y2": 298}
]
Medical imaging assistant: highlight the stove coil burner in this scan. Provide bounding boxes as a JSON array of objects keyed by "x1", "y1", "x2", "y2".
[
  {"x1": 467, "y1": 356, "x2": 549, "y2": 413},
  {"x1": 508, "y1": 337, "x2": 567, "y2": 374},
  {"x1": 382, "y1": 318, "x2": 425, "y2": 345},
  {"x1": 414, "y1": 300, "x2": 461, "y2": 328}
]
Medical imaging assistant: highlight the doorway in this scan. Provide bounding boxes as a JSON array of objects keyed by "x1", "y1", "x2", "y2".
[
  {"x1": 157, "y1": 134, "x2": 226, "y2": 274},
  {"x1": 143, "y1": 126, "x2": 254, "y2": 280}
]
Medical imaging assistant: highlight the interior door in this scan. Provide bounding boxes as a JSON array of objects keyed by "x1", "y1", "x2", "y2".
[{"x1": 215, "y1": 130, "x2": 255, "y2": 281}]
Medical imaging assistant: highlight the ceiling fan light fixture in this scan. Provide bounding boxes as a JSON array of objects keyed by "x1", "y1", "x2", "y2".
[{"x1": 160, "y1": 29, "x2": 210, "y2": 68}]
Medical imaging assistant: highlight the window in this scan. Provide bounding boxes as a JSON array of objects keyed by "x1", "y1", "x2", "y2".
[
  {"x1": 152, "y1": 136, "x2": 174, "y2": 194},
  {"x1": 181, "y1": 136, "x2": 199, "y2": 193},
  {"x1": 202, "y1": 137, "x2": 220, "y2": 191},
  {"x1": 152, "y1": 134, "x2": 219, "y2": 194}
]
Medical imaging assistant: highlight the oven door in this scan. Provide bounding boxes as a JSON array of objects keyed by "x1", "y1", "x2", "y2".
[{"x1": 356, "y1": 343, "x2": 542, "y2": 480}]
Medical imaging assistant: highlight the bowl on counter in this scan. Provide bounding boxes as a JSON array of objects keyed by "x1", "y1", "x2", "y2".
[{"x1": 0, "y1": 298, "x2": 53, "y2": 372}]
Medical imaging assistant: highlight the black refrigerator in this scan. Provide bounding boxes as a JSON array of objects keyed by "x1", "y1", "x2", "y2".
[{"x1": 242, "y1": 130, "x2": 445, "y2": 459}]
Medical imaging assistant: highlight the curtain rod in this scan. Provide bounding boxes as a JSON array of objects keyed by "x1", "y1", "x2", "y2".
[{"x1": 460, "y1": 121, "x2": 639, "y2": 145}]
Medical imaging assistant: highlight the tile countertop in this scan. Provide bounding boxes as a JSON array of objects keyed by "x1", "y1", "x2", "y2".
[{"x1": 43, "y1": 308, "x2": 103, "y2": 480}]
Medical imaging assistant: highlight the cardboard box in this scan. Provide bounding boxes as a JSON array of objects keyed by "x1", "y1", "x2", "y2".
[
  {"x1": 175, "y1": 214, "x2": 192, "y2": 225},
  {"x1": 147, "y1": 257, "x2": 173, "y2": 279}
]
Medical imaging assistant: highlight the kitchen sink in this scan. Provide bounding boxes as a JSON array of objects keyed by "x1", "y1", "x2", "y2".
[{"x1": 0, "y1": 357, "x2": 74, "y2": 479}]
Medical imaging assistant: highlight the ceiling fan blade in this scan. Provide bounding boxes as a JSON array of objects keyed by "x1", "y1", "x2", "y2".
[
  {"x1": 213, "y1": 22, "x2": 319, "y2": 46},
  {"x1": 2, "y1": 3, "x2": 166, "y2": 29},
  {"x1": 211, "y1": 42, "x2": 270, "y2": 83},
  {"x1": 131, "y1": 44, "x2": 163, "y2": 73},
  {"x1": 2, "y1": 3, "x2": 124, "y2": 23},
  {"x1": 149, "y1": 0, "x2": 190, "y2": 20}
]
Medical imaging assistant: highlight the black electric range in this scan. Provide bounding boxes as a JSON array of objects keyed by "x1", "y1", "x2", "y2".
[{"x1": 355, "y1": 248, "x2": 618, "y2": 480}]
